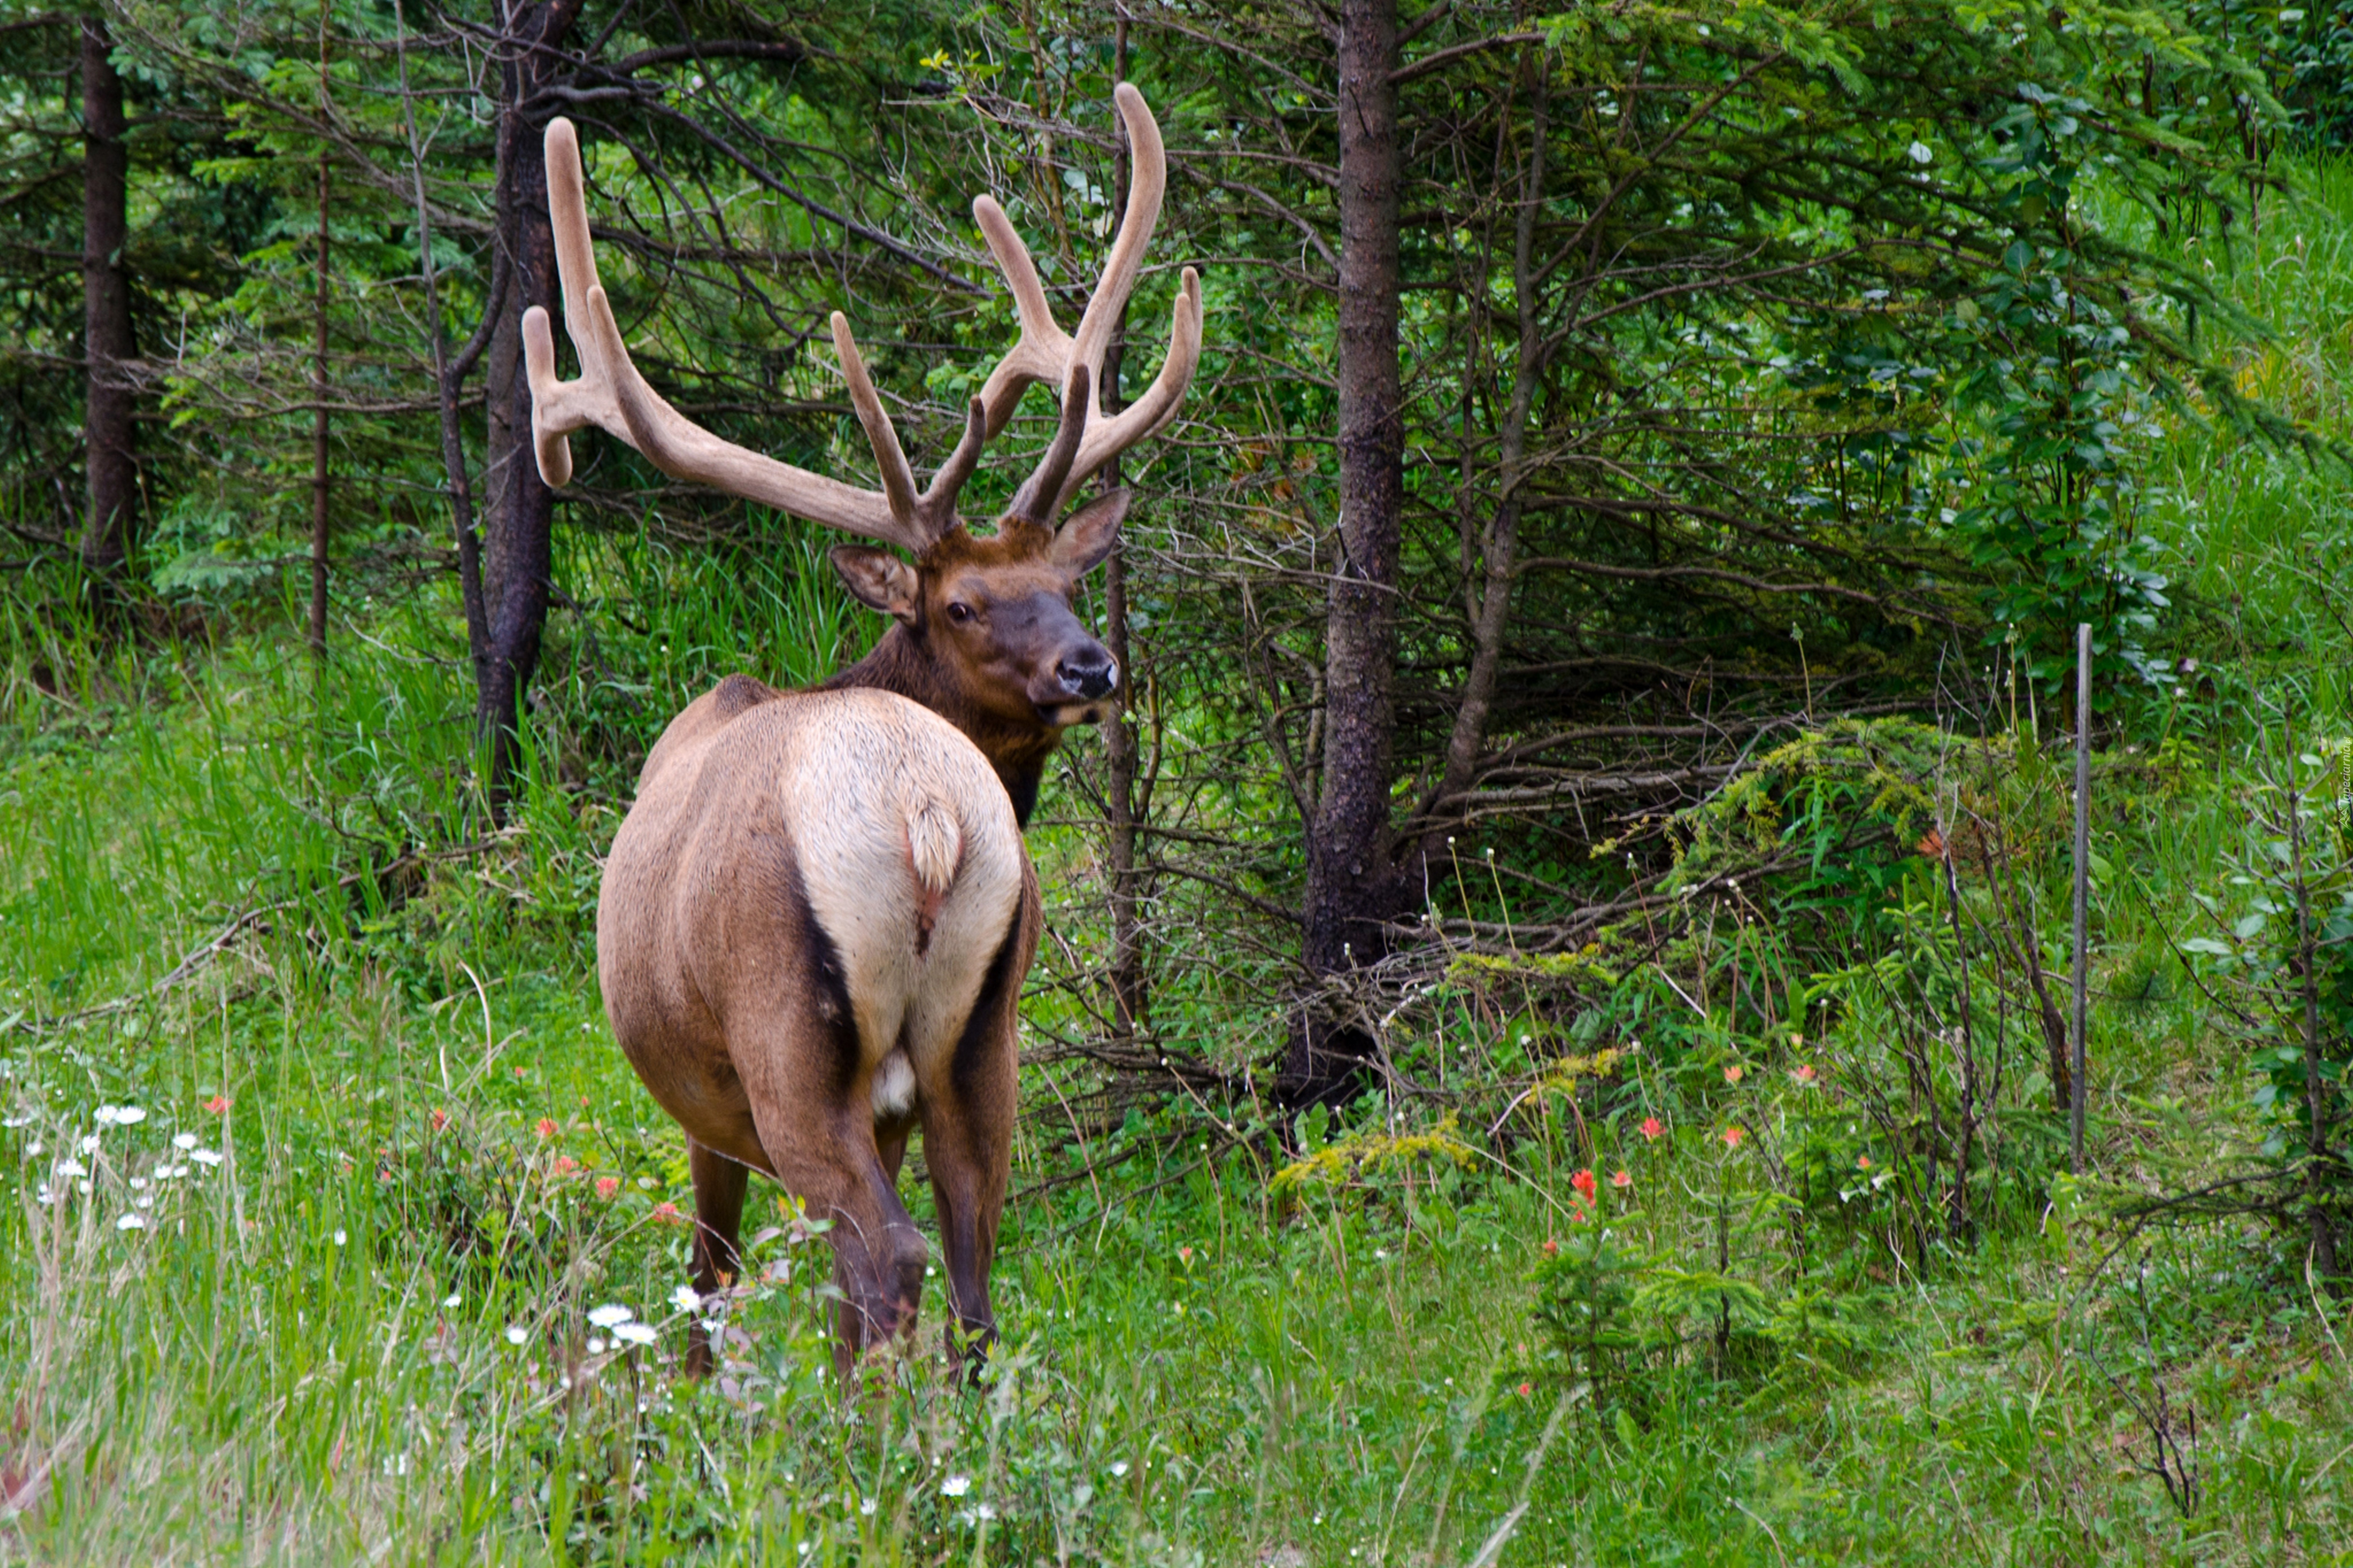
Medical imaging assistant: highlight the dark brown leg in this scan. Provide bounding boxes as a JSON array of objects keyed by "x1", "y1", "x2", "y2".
[
  {"x1": 919, "y1": 898, "x2": 1029, "y2": 1377},
  {"x1": 921, "y1": 1108, "x2": 1007, "y2": 1373},
  {"x1": 684, "y1": 1137, "x2": 749, "y2": 1378},
  {"x1": 734, "y1": 1092, "x2": 927, "y2": 1380}
]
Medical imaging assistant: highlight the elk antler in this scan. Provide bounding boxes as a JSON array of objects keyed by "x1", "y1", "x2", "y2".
[
  {"x1": 982, "y1": 82, "x2": 1203, "y2": 524},
  {"x1": 524, "y1": 84, "x2": 1200, "y2": 549},
  {"x1": 523, "y1": 119, "x2": 981, "y2": 553}
]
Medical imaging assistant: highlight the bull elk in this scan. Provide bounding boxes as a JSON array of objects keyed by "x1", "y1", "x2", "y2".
[{"x1": 522, "y1": 86, "x2": 1200, "y2": 1376}]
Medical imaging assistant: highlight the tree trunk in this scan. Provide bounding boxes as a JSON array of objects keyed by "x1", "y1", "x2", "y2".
[
  {"x1": 1101, "y1": 17, "x2": 1147, "y2": 1041},
  {"x1": 1285, "y1": 0, "x2": 1404, "y2": 1110},
  {"x1": 79, "y1": 16, "x2": 136, "y2": 579},
  {"x1": 478, "y1": 0, "x2": 584, "y2": 794},
  {"x1": 1432, "y1": 49, "x2": 1544, "y2": 817},
  {"x1": 482, "y1": 297, "x2": 520, "y2": 610},
  {"x1": 392, "y1": 0, "x2": 493, "y2": 730}
]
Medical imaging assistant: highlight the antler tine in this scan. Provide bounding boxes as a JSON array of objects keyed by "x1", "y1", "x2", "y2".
[
  {"x1": 970, "y1": 84, "x2": 1164, "y2": 442},
  {"x1": 970, "y1": 86, "x2": 1202, "y2": 523},
  {"x1": 524, "y1": 118, "x2": 920, "y2": 551},
  {"x1": 915, "y1": 397, "x2": 990, "y2": 533},
  {"x1": 972, "y1": 196, "x2": 1071, "y2": 439},
  {"x1": 829, "y1": 312, "x2": 921, "y2": 528},
  {"x1": 523, "y1": 118, "x2": 610, "y2": 489},
  {"x1": 1064, "y1": 84, "x2": 1166, "y2": 415},
  {"x1": 1010, "y1": 366, "x2": 1092, "y2": 527},
  {"x1": 1051, "y1": 268, "x2": 1202, "y2": 516}
]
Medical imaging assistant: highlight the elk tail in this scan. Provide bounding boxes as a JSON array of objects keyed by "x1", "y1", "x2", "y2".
[{"x1": 906, "y1": 797, "x2": 963, "y2": 958}]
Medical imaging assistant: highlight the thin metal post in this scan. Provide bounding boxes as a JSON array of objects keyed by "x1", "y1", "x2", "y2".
[{"x1": 2071, "y1": 623, "x2": 2092, "y2": 1175}]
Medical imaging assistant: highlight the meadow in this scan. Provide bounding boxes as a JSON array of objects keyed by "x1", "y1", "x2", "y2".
[{"x1": 5, "y1": 164, "x2": 2353, "y2": 1566}]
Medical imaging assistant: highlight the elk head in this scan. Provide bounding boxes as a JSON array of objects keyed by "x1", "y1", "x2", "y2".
[{"x1": 522, "y1": 86, "x2": 1201, "y2": 781}]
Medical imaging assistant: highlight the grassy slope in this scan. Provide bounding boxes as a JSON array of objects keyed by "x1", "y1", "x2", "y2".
[{"x1": 4, "y1": 171, "x2": 2353, "y2": 1565}]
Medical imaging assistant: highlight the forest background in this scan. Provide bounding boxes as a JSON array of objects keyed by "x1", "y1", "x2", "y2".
[{"x1": 4, "y1": 0, "x2": 2353, "y2": 1561}]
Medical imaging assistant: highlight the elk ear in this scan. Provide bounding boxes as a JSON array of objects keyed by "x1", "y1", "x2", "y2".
[
  {"x1": 830, "y1": 545, "x2": 920, "y2": 622},
  {"x1": 1050, "y1": 489, "x2": 1131, "y2": 575}
]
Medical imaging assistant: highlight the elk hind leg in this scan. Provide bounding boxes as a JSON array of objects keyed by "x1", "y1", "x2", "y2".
[
  {"x1": 683, "y1": 1136, "x2": 749, "y2": 1378},
  {"x1": 741, "y1": 1083, "x2": 928, "y2": 1377},
  {"x1": 920, "y1": 905, "x2": 1028, "y2": 1374}
]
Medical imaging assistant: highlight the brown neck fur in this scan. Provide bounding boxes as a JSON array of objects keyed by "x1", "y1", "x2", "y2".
[{"x1": 820, "y1": 626, "x2": 1061, "y2": 827}]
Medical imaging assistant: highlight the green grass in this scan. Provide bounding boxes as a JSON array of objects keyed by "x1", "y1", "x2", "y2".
[{"x1": 6, "y1": 173, "x2": 2353, "y2": 1565}]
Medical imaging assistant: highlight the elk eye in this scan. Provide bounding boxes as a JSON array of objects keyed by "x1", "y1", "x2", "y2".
[{"x1": 945, "y1": 601, "x2": 974, "y2": 624}]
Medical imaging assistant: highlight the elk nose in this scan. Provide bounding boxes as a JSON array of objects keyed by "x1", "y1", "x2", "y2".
[{"x1": 1058, "y1": 651, "x2": 1118, "y2": 701}]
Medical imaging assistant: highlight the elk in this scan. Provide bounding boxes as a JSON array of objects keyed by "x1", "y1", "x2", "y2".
[{"x1": 522, "y1": 85, "x2": 1199, "y2": 1376}]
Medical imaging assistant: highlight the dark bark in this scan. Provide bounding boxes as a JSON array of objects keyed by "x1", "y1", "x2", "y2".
[
  {"x1": 1430, "y1": 48, "x2": 1543, "y2": 820},
  {"x1": 1284, "y1": 0, "x2": 1405, "y2": 1110},
  {"x1": 482, "y1": 293, "x2": 520, "y2": 605},
  {"x1": 79, "y1": 15, "x2": 136, "y2": 578},
  {"x1": 392, "y1": 0, "x2": 493, "y2": 723},
  {"x1": 478, "y1": 0, "x2": 585, "y2": 794},
  {"x1": 1102, "y1": 17, "x2": 1147, "y2": 1042}
]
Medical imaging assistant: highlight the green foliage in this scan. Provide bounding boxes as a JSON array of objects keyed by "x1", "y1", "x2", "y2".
[{"x1": 2177, "y1": 733, "x2": 2353, "y2": 1192}]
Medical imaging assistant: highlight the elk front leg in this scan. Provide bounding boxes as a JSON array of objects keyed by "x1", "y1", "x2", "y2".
[{"x1": 683, "y1": 1136, "x2": 749, "y2": 1378}]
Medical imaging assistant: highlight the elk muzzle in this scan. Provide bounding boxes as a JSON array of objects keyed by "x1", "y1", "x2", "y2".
[{"x1": 1035, "y1": 640, "x2": 1118, "y2": 727}]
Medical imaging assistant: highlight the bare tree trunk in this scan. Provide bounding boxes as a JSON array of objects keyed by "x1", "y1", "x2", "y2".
[
  {"x1": 1432, "y1": 48, "x2": 1544, "y2": 816},
  {"x1": 478, "y1": 0, "x2": 584, "y2": 796},
  {"x1": 482, "y1": 298, "x2": 520, "y2": 610},
  {"x1": 308, "y1": 13, "x2": 331, "y2": 661},
  {"x1": 392, "y1": 0, "x2": 494, "y2": 705},
  {"x1": 79, "y1": 15, "x2": 137, "y2": 581},
  {"x1": 1101, "y1": 13, "x2": 1147, "y2": 1042},
  {"x1": 1287, "y1": 0, "x2": 1403, "y2": 1109}
]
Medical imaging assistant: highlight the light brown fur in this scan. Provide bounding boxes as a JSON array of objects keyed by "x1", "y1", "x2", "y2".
[{"x1": 599, "y1": 679, "x2": 1033, "y2": 1375}]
